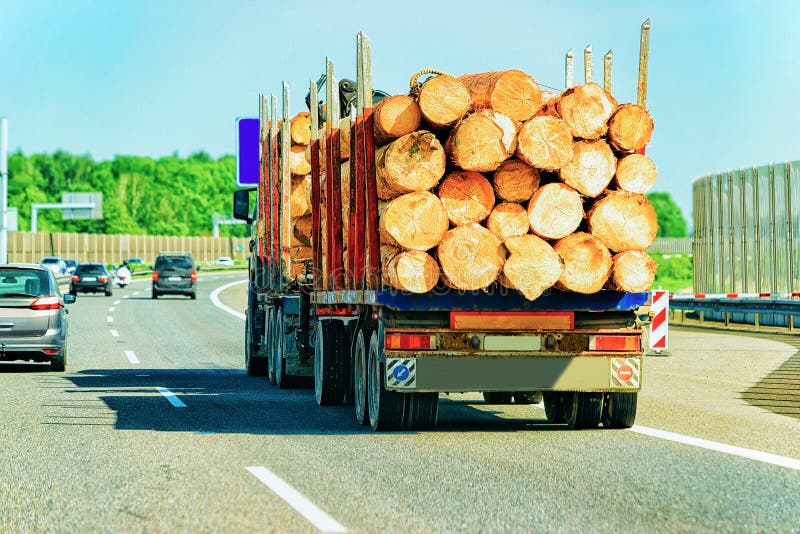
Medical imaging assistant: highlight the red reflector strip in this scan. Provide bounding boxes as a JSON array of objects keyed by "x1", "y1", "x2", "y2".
[
  {"x1": 589, "y1": 335, "x2": 640, "y2": 351},
  {"x1": 385, "y1": 334, "x2": 436, "y2": 350},
  {"x1": 43, "y1": 349, "x2": 59, "y2": 355},
  {"x1": 759, "y1": 293, "x2": 770, "y2": 298}
]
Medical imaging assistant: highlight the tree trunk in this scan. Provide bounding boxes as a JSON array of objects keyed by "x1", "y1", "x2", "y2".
[
  {"x1": 607, "y1": 104, "x2": 654, "y2": 152},
  {"x1": 515, "y1": 115, "x2": 574, "y2": 171},
  {"x1": 527, "y1": 182, "x2": 584, "y2": 240},
  {"x1": 376, "y1": 130, "x2": 446, "y2": 200},
  {"x1": 503, "y1": 234, "x2": 564, "y2": 301},
  {"x1": 607, "y1": 250, "x2": 657, "y2": 293},
  {"x1": 290, "y1": 112, "x2": 311, "y2": 145},
  {"x1": 557, "y1": 82, "x2": 617, "y2": 140},
  {"x1": 290, "y1": 175, "x2": 312, "y2": 217},
  {"x1": 459, "y1": 70, "x2": 542, "y2": 122},
  {"x1": 379, "y1": 191, "x2": 449, "y2": 251},
  {"x1": 385, "y1": 249, "x2": 441, "y2": 293},
  {"x1": 293, "y1": 214, "x2": 313, "y2": 246},
  {"x1": 486, "y1": 202, "x2": 529, "y2": 240},
  {"x1": 559, "y1": 139, "x2": 617, "y2": 198},
  {"x1": 314, "y1": 117, "x2": 351, "y2": 169},
  {"x1": 374, "y1": 95, "x2": 422, "y2": 144},
  {"x1": 587, "y1": 191, "x2": 658, "y2": 252},
  {"x1": 380, "y1": 245, "x2": 402, "y2": 287},
  {"x1": 415, "y1": 74, "x2": 471, "y2": 129},
  {"x1": 553, "y1": 232, "x2": 612, "y2": 294},
  {"x1": 437, "y1": 223, "x2": 505, "y2": 290},
  {"x1": 446, "y1": 110, "x2": 518, "y2": 172},
  {"x1": 615, "y1": 153, "x2": 657, "y2": 194},
  {"x1": 437, "y1": 170, "x2": 495, "y2": 225},
  {"x1": 492, "y1": 158, "x2": 540, "y2": 203},
  {"x1": 290, "y1": 143, "x2": 311, "y2": 176}
]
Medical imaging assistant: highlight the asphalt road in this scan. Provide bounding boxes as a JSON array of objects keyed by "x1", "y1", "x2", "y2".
[{"x1": 1, "y1": 272, "x2": 798, "y2": 532}]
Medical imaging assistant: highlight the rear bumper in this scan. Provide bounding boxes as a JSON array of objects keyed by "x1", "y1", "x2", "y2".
[
  {"x1": 0, "y1": 340, "x2": 65, "y2": 362},
  {"x1": 71, "y1": 282, "x2": 110, "y2": 293},
  {"x1": 153, "y1": 282, "x2": 194, "y2": 294}
]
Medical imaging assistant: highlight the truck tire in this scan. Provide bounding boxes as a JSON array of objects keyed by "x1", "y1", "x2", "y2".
[
  {"x1": 353, "y1": 327, "x2": 370, "y2": 425},
  {"x1": 404, "y1": 393, "x2": 438, "y2": 430},
  {"x1": 274, "y1": 309, "x2": 289, "y2": 389},
  {"x1": 543, "y1": 392, "x2": 566, "y2": 423},
  {"x1": 367, "y1": 330, "x2": 406, "y2": 431},
  {"x1": 602, "y1": 392, "x2": 638, "y2": 429},
  {"x1": 314, "y1": 319, "x2": 347, "y2": 405},
  {"x1": 245, "y1": 313, "x2": 267, "y2": 376},
  {"x1": 267, "y1": 308, "x2": 276, "y2": 385},
  {"x1": 483, "y1": 392, "x2": 513, "y2": 404},
  {"x1": 564, "y1": 392, "x2": 602, "y2": 430}
]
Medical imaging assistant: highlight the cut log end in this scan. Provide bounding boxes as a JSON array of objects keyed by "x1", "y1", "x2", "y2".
[
  {"x1": 437, "y1": 223, "x2": 506, "y2": 290},
  {"x1": 558, "y1": 82, "x2": 617, "y2": 140},
  {"x1": 615, "y1": 153, "x2": 657, "y2": 194},
  {"x1": 588, "y1": 191, "x2": 658, "y2": 253},
  {"x1": 553, "y1": 232, "x2": 612, "y2": 294},
  {"x1": 516, "y1": 116, "x2": 574, "y2": 171},
  {"x1": 374, "y1": 95, "x2": 422, "y2": 143},
  {"x1": 607, "y1": 251, "x2": 657, "y2": 293},
  {"x1": 486, "y1": 202, "x2": 529, "y2": 240},
  {"x1": 416, "y1": 74, "x2": 472, "y2": 129},
  {"x1": 559, "y1": 139, "x2": 617, "y2": 198},
  {"x1": 608, "y1": 104, "x2": 654, "y2": 152},
  {"x1": 459, "y1": 70, "x2": 542, "y2": 122},
  {"x1": 527, "y1": 183, "x2": 584, "y2": 240},
  {"x1": 438, "y1": 171, "x2": 495, "y2": 225},
  {"x1": 385, "y1": 250, "x2": 441, "y2": 293},
  {"x1": 503, "y1": 234, "x2": 564, "y2": 301},
  {"x1": 492, "y1": 158, "x2": 540, "y2": 202},
  {"x1": 379, "y1": 191, "x2": 449, "y2": 251},
  {"x1": 377, "y1": 130, "x2": 446, "y2": 200},
  {"x1": 446, "y1": 110, "x2": 518, "y2": 172}
]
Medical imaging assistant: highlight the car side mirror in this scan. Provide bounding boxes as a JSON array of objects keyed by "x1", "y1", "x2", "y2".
[
  {"x1": 64, "y1": 294, "x2": 76, "y2": 304},
  {"x1": 233, "y1": 188, "x2": 256, "y2": 223}
]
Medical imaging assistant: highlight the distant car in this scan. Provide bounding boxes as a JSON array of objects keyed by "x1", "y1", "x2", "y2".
[
  {"x1": 39, "y1": 256, "x2": 67, "y2": 275},
  {"x1": 125, "y1": 257, "x2": 145, "y2": 266},
  {"x1": 215, "y1": 256, "x2": 234, "y2": 266},
  {"x1": 152, "y1": 252, "x2": 196, "y2": 299},
  {"x1": 64, "y1": 259, "x2": 78, "y2": 274},
  {"x1": 70, "y1": 263, "x2": 113, "y2": 296},
  {"x1": 0, "y1": 264, "x2": 75, "y2": 370}
]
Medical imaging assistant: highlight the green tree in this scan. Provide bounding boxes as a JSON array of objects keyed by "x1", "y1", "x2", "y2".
[{"x1": 647, "y1": 192, "x2": 688, "y2": 238}]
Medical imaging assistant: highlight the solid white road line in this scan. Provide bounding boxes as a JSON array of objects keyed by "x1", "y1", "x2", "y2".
[
  {"x1": 246, "y1": 466, "x2": 347, "y2": 533},
  {"x1": 106, "y1": 316, "x2": 114, "y2": 323},
  {"x1": 110, "y1": 330, "x2": 119, "y2": 337},
  {"x1": 156, "y1": 387, "x2": 187, "y2": 408},
  {"x1": 629, "y1": 426, "x2": 800, "y2": 472},
  {"x1": 210, "y1": 279, "x2": 248, "y2": 321},
  {"x1": 124, "y1": 350, "x2": 140, "y2": 364},
  {"x1": 108, "y1": 306, "x2": 116, "y2": 312}
]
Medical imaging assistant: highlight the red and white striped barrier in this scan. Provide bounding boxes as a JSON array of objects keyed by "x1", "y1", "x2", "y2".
[
  {"x1": 671, "y1": 292, "x2": 800, "y2": 300},
  {"x1": 650, "y1": 290, "x2": 669, "y2": 351}
]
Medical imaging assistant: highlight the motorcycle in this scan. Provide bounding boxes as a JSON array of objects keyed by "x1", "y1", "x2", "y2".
[{"x1": 114, "y1": 266, "x2": 132, "y2": 288}]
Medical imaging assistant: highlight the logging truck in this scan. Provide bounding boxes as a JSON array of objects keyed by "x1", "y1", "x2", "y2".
[{"x1": 233, "y1": 22, "x2": 656, "y2": 431}]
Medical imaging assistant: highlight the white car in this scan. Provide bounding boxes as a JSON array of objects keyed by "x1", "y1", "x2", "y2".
[
  {"x1": 39, "y1": 256, "x2": 67, "y2": 275},
  {"x1": 215, "y1": 256, "x2": 234, "y2": 266}
]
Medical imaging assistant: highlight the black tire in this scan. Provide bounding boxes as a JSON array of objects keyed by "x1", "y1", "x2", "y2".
[
  {"x1": 274, "y1": 309, "x2": 289, "y2": 389},
  {"x1": 105, "y1": 288, "x2": 113, "y2": 297},
  {"x1": 543, "y1": 392, "x2": 566, "y2": 423},
  {"x1": 267, "y1": 308, "x2": 276, "y2": 385},
  {"x1": 564, "y1": 392, "x2": 603, "y2": 430},
  {"x1": 483, "y1": 392, "x2": 514, "y2": 404},
  {"x1": 51, "y1": 344, "x2": 66, "y2": 372},
  {"x1": 151, "y1": 290, "x2": 158, "y2": 299},
  {"x1": 367, "y1": 330, "x2": 406, "y2": 431},
  {"x1": 404, "y1": 393, "x2": 439, "y2": 430},
  {"x1": 602, "y1": 392, "x2": 638, "y2": 429},
  {"x1": 353, "y1": 327, "x2": 370, "y2": 426},
  {"x1": 190, "y1": 291, "x2": 197, "y2": 300},
  {"x1": 245, "y1": 313, "x2": 268, "y2": 376},
  {"x1": 314, "y1": 319, "x2": 347, "y2": 406},
  {"x1": 69, "y1": 290, "x2": 77, "y2": 297}
]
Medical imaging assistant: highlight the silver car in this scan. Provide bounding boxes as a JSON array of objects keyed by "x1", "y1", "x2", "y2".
[{"x1": 0, "y1": 264, "x2": 76, "y2": 371}]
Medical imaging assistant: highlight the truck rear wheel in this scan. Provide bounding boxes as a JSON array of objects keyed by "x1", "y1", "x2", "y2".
[
  {"x1": 274, "y1": 309, "x2": 289, "y2": 389},
  {"x1": 564, "y1": 392, "x2": 602, "y2": 430},
  {"x1": 483, "y1": 392, "x2": 513, "y2": 404},
  {"x1": 267, "y1": 308, "x2": 277, "y2": 385},
  {"x1": 404, "y1": 393, "x2": 438, "y2": 430},
  {"x1": 245, "y1": 313, "x2": 267, "y2": 377},
  {"x1": 353, "y1": 327, "x2": 370, "y2": 426},
  {"x1": 367, "y1": 330, "x2": 406, "y2": 431},
  {"x1": 314, "y1": 319, "x2": 347, "y2": 405},
  {"x1": 543, "y1": 392, "x2": 566, "y2": 423},
  {"x1": 602, "y1": 392, "x2": 638, "y2": 429}
]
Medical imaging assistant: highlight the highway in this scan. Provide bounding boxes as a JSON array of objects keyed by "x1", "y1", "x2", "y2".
[{"x1": 1, "y1": 272, "x2": 798, "y2": 531}]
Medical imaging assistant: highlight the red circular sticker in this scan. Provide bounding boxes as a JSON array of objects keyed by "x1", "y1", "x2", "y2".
[{"x1": 617, "y1": 364, "x2": 634, "y2": 381}]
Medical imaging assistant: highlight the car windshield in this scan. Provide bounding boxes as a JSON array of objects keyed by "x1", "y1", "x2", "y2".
[
  {"x1": 157, "y1": 257, "x2": 193, "y2": 269},
  {"x1": 0, "y1": 269, "x2": 49, "y2": 297},
  {"x1": 76, "y1": 265, "x2": 106, "y2": 275}
]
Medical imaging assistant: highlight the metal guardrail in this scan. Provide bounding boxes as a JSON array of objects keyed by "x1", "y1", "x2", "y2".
[{"x1": 669, "y1": 295, "x2": 800, "y2": 330}]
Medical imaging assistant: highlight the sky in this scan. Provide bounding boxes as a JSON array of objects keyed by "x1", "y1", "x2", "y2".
[{"x1": 2, "y1": 0, "x2": 800, "y2": 223}]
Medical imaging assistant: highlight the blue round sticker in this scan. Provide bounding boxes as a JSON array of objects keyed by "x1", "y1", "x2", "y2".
[{"x1": 392, "y1": 364, "x2": 410, "y2": 381}]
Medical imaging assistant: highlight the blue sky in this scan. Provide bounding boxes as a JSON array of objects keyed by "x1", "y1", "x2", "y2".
[{"x1": 2, "y1": 0, "x2": 800, "y2": 222}]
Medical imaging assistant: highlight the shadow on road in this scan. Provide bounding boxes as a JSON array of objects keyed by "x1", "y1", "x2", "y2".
[
  {"x1": 41, "y1": 368, "x2": 560, "y2": 435},
  {"x1": 740, "y1": 332, "x2": 800, "y2": 420}
]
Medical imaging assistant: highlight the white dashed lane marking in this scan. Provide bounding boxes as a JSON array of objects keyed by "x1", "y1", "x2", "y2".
[
  {"x1": 156, "y1": 387, "x2": 187, "y2": 408},
  {"x1": 124, "y1": 350, "x2": 140, "y2": 364},
  {"x1": 110, "y1": 330, "x2": 119, "y2": 337}
]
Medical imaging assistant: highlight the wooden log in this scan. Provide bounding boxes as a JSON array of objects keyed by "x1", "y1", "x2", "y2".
[
  {"x1": 615, "y1": 153, "x2": 657, "y2": 194},
  {"x1": 607, "y1": 250, "x2": 657, "y2": 293},
  {"x1": 416, "y1": 74, "x2": 472, "y2": 129},
  {"x1": 293, "y1": 214, "x2": 313, "y2": 246},
  {"x1": 290, "y1": 175, "x2": 312, "y2": 217},
  {"x1": 374, "y1": 95, "x2": 422, "y2": 144},
  {"x1": 587, "y1": 190, "x2": 658, "y2": 252},
  {"x1": 553, "y1": 232, "x2": 612, "y2": 294},
  {"x1": 376, "y1": 130, "x2": 446, "y2": 200},
  {"x1": 607, "y1": 104, "x2": 654, "y2": 152},
  {"x1": 446, "y1": 110, "x2": 518, "y2": 172},
  {"x1": 290, "y1": 143, "x2": 311, "y2": 176},
  {"x1": 437, "y1": 171, "x2": 495, "y2": 225},
  {"x1": 503, "y1": 234, "x2": 564, "y2": 301},
  {"x1": 289, "y1": 246, "x2": 313, "y2": 279},
  {"x1": 492, "y1": 158, "x2": 540, "y2": 202},
  {"x1": 515, "y1": 116, "x2": 574, "y2": 171},
  {"x1": 380, "y1": 244, "x2": 402, "y2": 286},
  {"x1": 559, "y1": 139, "x2": 617, "y2": 198},
  {"x1": 385, "y1": 249, "x2": 441, "y2": 293},
  {"x1": 313, "y1": 117, "x2": 351, "y2": 168},
  {"x1": 459, "y1": 70, "x2": 542, "y2": 122},
  {"x1": 486, "y1": 202, "x2": 529, "y2": 240},
  {"x1": 558, "y1": 82, "x2": 617, "y2": 139},
  {"x1": 527, "y1": 182, "x2": 583, "y2": 240},
  {"x1": 437, "y1": 223, "x2": 505, "y2": 290},
  {"x1": 379, "y1": 191, "x2": 449, "y2": 251},
  {"x1": 290, "y1": 112, "x2": 311, "y2": 145}
]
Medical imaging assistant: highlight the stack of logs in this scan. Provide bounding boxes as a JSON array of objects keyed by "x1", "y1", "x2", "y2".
[{"x1": 288, "y1": 69, "x2": 659, "y2": 300}]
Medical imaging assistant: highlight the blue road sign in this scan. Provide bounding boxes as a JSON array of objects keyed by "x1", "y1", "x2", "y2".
[{"x1": 236, "y1": 117, "x2": 259, "y2": 187}]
